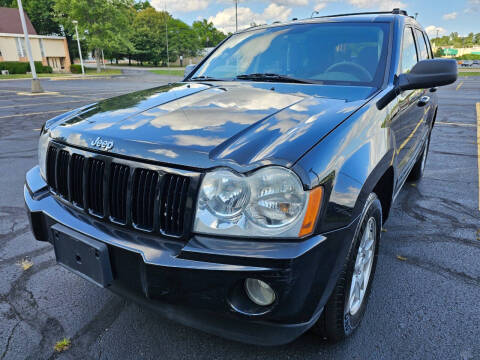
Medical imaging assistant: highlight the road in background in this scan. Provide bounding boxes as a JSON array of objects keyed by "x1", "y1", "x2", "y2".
[{"x1": 0, "y1": 74, "x2": 479, "y2": 360}]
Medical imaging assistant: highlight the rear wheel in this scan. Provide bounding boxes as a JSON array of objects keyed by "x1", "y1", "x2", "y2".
[{"x1": 312, "y1": 193, "x2": 382, "y2": 342}]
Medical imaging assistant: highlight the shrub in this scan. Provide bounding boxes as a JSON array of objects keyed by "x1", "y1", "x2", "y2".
[
  {"x1": 0, "y1": 61, "x2": 29, "y2": 74},
  {"x1": 0, "y1": 61, "x2": 53, "y2": 74},
  {"x1": 70, "y1": 64, "x2": 83, "y2": 74},
  {"x1": 455, "y1": 54, "x2": 480, "y2": 60}
]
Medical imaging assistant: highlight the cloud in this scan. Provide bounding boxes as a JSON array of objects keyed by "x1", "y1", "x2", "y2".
[
  {"x1": 442, "y1": 12, "x2": 457, "y2": 20},
  {"x1": 347, "y1": 0, "x2": 407, "y2": 11},
  {"x1": 264, "y1": 0, "x2": 309, "y2": 5},
  {"x1": 425, "y1": 25, "x2": 446, "y2": 38},
  {"x1": 311, "y1": 1, "x2": 328, "y2": 12},
  {"x1": 208, "y1": 4, "x2": 292, "y2": 33},
  {"x1": 152, "y1": 0, "x2": 210, "y2": 13},
  {"x1": 465, "y1": 0, "x2": 480, "y2": 13}
]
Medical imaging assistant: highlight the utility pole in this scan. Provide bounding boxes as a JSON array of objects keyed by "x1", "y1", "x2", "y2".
[
  {"x1": 436, "y1": 29, "x2": 439, "y2": 39},
  {"x1": 17, "y1": 0, "x2": 43, "y2": 93},
  {"x1": 235, "y1": 0, "x2": 238, "y2": 32},
  {"x1": 72, "y1": 20, "x2": 85, "y2": 75},
  {"x1": 165, "y1": 1, "x2": 169, "y2": 66}
]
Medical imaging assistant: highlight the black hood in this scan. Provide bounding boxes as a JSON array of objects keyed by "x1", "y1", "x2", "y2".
[{"x1": 48, "y1": 82, "x2": 374, "y2": 171}]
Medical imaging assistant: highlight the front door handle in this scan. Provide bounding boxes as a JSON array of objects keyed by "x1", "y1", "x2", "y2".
[{"x1": 418, "y1": 96, "x2": 430, "y2": 106}]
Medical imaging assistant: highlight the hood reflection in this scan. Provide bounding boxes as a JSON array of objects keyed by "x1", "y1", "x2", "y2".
[{"x1": 49, "y1": 82, "x2": 373, "y2": 171}]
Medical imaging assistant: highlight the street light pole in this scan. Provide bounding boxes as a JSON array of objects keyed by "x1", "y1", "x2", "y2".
[
  {"x1": 165, "y1": 1, "x2": 169, "y2": 66},
  {"x1": 72, "y1": 20, "x2": 85, "y2": 75},
  {"x1": 17, "y1": 0, "x2": 43, "y2": 93}
]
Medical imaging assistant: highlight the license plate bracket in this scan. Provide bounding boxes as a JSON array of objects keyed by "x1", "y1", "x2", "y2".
[{"x1": 52, "y1": 224, "x2": 113, "y2": 288}]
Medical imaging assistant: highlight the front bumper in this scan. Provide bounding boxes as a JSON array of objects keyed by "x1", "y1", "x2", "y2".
[{"x1": 24, "y1": 166, "x2": 358, "y2": 345}]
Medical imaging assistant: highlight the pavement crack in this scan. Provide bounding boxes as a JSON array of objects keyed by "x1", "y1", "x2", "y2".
[
  {"x1": 0, "y1": 321, "x2": 20, "y2": 360},
  {"x1": 2, "y1": 257, "x2": 64, "y2": 360},
  {"x1": 0, "y1": 245, "x2": 52, "y2": 268},
  {"x1": 389, "y1": 253, "x2": 480, "y2": 288}
]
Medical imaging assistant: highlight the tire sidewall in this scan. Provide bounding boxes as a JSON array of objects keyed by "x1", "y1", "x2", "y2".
[{"x1": 343, "y1": 194, "x2": 382, "y2": 335}]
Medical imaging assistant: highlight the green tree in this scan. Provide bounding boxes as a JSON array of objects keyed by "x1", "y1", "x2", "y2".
[
  {"x1": 130, "y1": 7, "x2": 200, "y2": 66},
  {"x1": 131, "y1": 7, "x2": 167, "y2": 65},
  {"x1": 168, "y1": 18, "x2": 200, "y2": 60},
  {"x1": 434, "y1": 47, "x2": 444, "y2": 57},
  {"x1": 133, "y1": 0, "x2": 152, "y2": 11},
  {"x1": 54, "y1": 0, "x2": 134, "y2": 72},
  {"x1": 192, "y1": 19, "x2": 227, "y2": 48}
]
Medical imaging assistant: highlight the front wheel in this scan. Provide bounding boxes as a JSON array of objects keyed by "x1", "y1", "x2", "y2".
[{"x1": 312, "y1": 193, "x2": 382, "y2": 343}]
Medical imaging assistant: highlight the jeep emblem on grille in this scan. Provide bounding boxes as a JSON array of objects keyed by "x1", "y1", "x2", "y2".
[{"x1": 91, "y1": 137, "x2": 114, "y2": 151}]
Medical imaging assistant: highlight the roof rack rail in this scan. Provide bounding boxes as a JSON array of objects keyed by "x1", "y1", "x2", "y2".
[{"x1": 312, "y1": 8, "x2": 408, "y2": 19}]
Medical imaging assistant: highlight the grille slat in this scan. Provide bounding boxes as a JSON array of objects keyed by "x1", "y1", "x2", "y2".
[
  {"x1": 86, "y1": 158, "x2": 105, "y2": 215},
  {"x1": 159, "y1": 174, "x2": 189, "y2": 236},
  {"x1": 70, "y1": 154, "x2": 85, "y2": 207},
  {"x1": 46, "y1": 144, "x2": 190, "y2": 238},
  {"x1": 57, "y1": 150, "x2": 70, "y2": 199},
  {"x1": 46, "y1": 146, "x2": 57, "y2": 192},
  {"x1": 109, "y1": 163, "x2": 129, "y2": 223},
  {"x1": 132, "y1": 169, "x2": 158, "y2": 230}
]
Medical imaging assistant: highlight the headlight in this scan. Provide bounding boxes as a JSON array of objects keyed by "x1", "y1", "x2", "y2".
[
  {"x1": 194, "y1": 166, "x2": 323, "y2": 238},
  {"x1": 38, "y1": 126, "x2": 49, "y2": 181}
]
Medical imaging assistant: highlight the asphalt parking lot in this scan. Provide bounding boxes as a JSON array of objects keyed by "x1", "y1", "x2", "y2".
[{"x1": 0, "y1": 73, "x2": 479, "y2": 360}]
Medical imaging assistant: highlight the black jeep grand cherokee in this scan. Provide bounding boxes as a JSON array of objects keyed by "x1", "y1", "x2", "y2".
[{"x1": 25, "y1": 9, "x2": 457, "y2": 345}]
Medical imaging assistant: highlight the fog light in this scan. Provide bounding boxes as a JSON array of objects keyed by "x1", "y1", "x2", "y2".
[{"x1": 244, "y1": 278, "x2": 276, "y2": 306}]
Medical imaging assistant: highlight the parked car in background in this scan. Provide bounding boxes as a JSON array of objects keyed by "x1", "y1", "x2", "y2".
[{"x1": 25, "y1": 9, "x2": 457, "y2": 345}]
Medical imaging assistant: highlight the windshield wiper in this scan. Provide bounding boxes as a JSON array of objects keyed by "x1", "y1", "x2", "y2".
[
  {"x1": 189, "y1": 75, "x2": 223, "y2": 81},
  {"x1": 236, "y1": 73, "x2": 313, "y2": 84}
]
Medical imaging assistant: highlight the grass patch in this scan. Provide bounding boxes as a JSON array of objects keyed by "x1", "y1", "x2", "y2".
[
  {"x1": 458, "y1": 72, "x2": 480, "y2": 77},
  {"x1": 150, "y1": 69, "x2": 185, "y2": 76},
  {"x1": 54, "y1": 338, "x2": 71, "y2": 353}
]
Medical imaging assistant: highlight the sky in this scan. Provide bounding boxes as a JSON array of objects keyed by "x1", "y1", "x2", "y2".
[{"x1": 150, "y1": 0, "x2": 480, "y2": 37}]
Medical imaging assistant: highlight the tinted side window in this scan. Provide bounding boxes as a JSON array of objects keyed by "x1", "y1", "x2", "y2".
[
  {"x1": 401, "y1": 27, "x2": 418, "y2": 73},
  {"x1": 415, "y1": 29, "x2": 429, "y2": 60}
]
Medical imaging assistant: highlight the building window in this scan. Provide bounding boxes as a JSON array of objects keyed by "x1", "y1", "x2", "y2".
[
  {"x1": 15, "y1": 37, "x2": 26, "y2": 58},
  {"x1": 39, "y1": 39, "x2": 45, "y2": 58}
]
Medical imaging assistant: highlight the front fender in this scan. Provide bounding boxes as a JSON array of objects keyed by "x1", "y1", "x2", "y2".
[{"x1": 293, "y1": 101, "x2": 395, "y2": 233}]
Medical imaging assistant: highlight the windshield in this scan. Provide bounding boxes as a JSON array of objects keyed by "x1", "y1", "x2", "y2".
[{"x1": 191, "y1": 22, "x2": 390, "y2": 86}]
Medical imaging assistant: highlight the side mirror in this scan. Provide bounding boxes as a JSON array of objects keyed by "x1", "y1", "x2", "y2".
[
  {"x1": 184, "y1": 64, "x2": 197, "y2": 78},
  {"x1": 377, "y1": 59, "x2": 458, "y2": 110},
  {"x1": 398, "y1": 59, "x2": 458, "y2": 91}
]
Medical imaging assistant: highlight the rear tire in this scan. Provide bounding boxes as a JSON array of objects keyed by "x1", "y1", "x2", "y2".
[{"x1": 312, "y1": 193, "x2": 382, "y2": 343}]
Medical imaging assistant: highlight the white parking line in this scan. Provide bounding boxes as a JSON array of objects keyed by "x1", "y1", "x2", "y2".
[
  {"x1": 0, "y1": 99, "x2": 99, "y2": 109},
  {"x1": 436, "y1": 121, "x2": 476, "y2": 127},
  {"x1": 0, "y1": 109, "x2": 71, "y2": 119}
]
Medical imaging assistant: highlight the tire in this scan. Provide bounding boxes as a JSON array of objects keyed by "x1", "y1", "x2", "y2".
[
  {"x1": 408, "y1": 132, "x2": 431, "y2": 182},
  {"x1": 312, "y1": 193, "x2": 382, "y2": 343}
]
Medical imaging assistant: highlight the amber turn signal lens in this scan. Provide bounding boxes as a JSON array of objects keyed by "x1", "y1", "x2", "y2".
[{"x1": 298, "y1": 186, "x2": 323, "y2": 237}]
